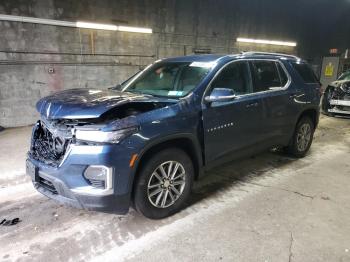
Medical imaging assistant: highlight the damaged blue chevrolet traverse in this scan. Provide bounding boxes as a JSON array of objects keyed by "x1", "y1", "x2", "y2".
[{"x1": 27, "y1": 52, "x2": 321, "y2": 218}]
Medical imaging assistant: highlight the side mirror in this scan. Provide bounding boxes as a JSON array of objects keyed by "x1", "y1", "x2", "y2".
[
  {"x1": 204, "y1": 88, "x2": 237, "y2": 103},
  {"x1": 108, "y1": 84, "x2": 122, "y2": 90},
  {"x1": 114, "y1": 84, "x2": 123, "y2": 90}
]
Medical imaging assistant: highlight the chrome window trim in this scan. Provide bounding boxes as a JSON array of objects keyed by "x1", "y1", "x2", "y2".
[{"x1": 202, "y1": 58, "x2": 292, "y2": 105}]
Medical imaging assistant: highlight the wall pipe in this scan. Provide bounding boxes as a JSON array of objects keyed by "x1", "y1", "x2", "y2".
[
  {"x1": 0, "y1": 14, "x2": 152, "y2": 33},
  {"x1": 0, "y1": 49, "x2": 155, "y2": 57},
  {"x1": 0, "y1": 60, "x2": 146, "y2": 66},
  {"x1": 0, "y1": 14, "x2": 76, "y2": 27}
]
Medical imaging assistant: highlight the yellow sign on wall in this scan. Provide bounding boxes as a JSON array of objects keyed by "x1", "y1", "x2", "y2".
[{"x1": 325, "y1": 62, "x2": 334, "y2": 77}]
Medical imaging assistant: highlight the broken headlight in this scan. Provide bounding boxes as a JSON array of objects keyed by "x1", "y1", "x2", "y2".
[{"x1": 75, "y1": 127, "x2": 138, "y2": 144}]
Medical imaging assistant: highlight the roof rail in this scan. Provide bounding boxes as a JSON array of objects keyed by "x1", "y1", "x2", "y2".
[{"x1": 241, "y1": 51, "x2": 300, "y2": 60}]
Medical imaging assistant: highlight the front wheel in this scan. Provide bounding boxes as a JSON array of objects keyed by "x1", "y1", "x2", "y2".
[
  {"x1": 134, "y1": 148, "x2": 194, "y2": 219},
  {"x1": 286, "y1": 116, "x2": 315, "y2": 158}
]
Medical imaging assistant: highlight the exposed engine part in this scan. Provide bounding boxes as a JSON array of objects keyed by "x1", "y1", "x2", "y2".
[
  {"x1": 100, "y1": 102, "x2": 165, "y2": 121},
  {"x1": 41, "y1": 118, "x2": 93, "y2": 138},
  {"x1": 29, "y1": 102, "x2": 165, "y2": 165},
  {"x1": 29, "y1": 121, "x2": 71, "y2": 166}
]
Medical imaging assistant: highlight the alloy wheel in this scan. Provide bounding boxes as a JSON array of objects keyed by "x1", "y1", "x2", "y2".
[
  {"x1": 147, "y1": 161, "x2": 186, "y2": 208},
  {"x1": 296, "y1": 123, "x2": 312, "y2": 152}
]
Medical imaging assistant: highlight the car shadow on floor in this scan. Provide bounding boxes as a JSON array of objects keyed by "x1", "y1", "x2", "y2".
[
  {"x1": 185, "y1": 149, "x2": 299, "y2": 209},
  {"x1": 0, "y1": 150, "x2": 305, "y2": 261}
]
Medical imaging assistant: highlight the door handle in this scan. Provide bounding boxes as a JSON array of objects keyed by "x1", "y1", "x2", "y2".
[
  {"x1": 289, "y1": 91, "x2": 305, "y2": 99},
  {"x1": 290, "y1": 93, "x2": 299, "y2": 99},
  {"x1": 246, "y1": 102, "x2": 259, "y2": 108}
]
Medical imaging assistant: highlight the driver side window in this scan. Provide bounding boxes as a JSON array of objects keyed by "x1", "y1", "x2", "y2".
[{"x1": 211, "y1": 61, "x2": 252, "y2": 95}]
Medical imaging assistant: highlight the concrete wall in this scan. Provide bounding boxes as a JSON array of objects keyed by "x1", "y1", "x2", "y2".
[{"x1": 0, "y1": 0, "x2": 350, "y2": 127}]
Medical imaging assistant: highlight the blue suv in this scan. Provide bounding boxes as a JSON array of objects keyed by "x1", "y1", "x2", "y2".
[{"x1": 26, "y1": 52, "x2": 321, "y2": 218}]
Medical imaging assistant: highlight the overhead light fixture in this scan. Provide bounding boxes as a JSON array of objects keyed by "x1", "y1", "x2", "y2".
[
  {"x1": 237, "y1": 37, "x2": 297, "y2": 47},
  {"x1": 118, "y1": 25, "x2": 152, "y2": 34},
  {"x1": 76, "y1": 21, "x2": 117, "y2": 31},
  {"x1": 76, "y1": 22, "x2": 153, "y2": 33}
]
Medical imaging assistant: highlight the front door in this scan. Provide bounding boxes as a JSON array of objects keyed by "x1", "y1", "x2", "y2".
[{"x1": 202, "y1": 61, "x2": 264, "y2": 163}]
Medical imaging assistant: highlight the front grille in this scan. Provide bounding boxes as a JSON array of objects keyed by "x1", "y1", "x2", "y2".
[
  {"x1": 38, "y1": 176, "x2": 58, "y2": 194},
  {"x1": 30, "y1": 121, "x2": 71, "y2": 166}
]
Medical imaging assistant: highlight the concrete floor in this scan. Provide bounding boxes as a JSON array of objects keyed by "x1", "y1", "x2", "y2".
[{"x1": 0, "y1": 115, "x2": 349, "y2": 262}]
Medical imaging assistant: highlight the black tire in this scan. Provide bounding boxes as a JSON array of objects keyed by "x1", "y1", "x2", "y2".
[
  {"x1": 286, "y1": 116, "x2": 315, "y2": 158},
  {"x1": 134, "y1": 148, "x2": 194, "y2": 219},
  {"x1": 321, "y1": 88, "x2": 335, "y2": 117}
]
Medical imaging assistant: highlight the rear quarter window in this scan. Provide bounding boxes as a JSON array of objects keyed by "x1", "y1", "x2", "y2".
[{"x1": 292, "y1": 63, "x2": 319, "y2": 84}]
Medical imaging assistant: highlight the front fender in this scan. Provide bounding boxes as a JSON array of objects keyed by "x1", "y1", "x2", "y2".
[{"x1": 127, "y1": 132, "x2": 204, "y2": 193}]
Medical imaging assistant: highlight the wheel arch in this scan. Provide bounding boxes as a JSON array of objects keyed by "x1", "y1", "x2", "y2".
[
  {"x1": 130, "y1": 134, "x2": 204, "y2": 198},
  {"x1": 297, "y1": 108, "x2": 319, "y2": 129}
]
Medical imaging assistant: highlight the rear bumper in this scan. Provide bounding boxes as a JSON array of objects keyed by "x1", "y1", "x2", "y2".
[{"x1": 26, "y1": 143, "x2": 136, "y2": 214}]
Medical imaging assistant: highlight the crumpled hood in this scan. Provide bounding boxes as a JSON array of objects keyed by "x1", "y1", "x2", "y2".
[
  {"x1": 36, "y1": 88, "x2": 167, "y2": 119},
  {"x1": 330, "y1": 80, "x2": 350, "y2": 94},
  {"x1": 331, "y1": 79, "x2": 350, "y2": 88}
]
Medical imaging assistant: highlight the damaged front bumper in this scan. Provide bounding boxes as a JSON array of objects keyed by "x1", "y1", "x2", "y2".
[
  {"x1": 26, "y1": 142, "x2": 134, "y2": 214},
  {"x1": 329, "y1": 99, "x2": 350, "y2": 115}
]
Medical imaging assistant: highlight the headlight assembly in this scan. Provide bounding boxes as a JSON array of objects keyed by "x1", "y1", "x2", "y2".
[{"x1": 75, "y1": 126, "x2": 138, "y2": 144}]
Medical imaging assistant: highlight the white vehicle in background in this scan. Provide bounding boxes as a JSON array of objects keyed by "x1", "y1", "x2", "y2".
[{"x1": 322, "y1": 71, "x2": 350, "y2": 116}]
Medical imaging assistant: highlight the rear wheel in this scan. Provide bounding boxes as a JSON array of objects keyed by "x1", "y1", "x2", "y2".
[
  {"x1": 134, "y1": 148, "x2": 194, "y2": 219},
  {"x1": 286, "y1": 116, "x2": 314, "y2": 158}
]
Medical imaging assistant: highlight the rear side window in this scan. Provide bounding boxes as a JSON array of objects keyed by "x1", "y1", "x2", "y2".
[
  {"x1": 292, "y1": 63, "x2": 319, "y2": 84},
  {"x1": 250, "y1": 61, "x2": 286, "y2": 92}
]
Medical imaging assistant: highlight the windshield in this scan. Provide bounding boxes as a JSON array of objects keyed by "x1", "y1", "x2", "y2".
[
  {"x1": 338, "y1": 71, "x2": 350, "y2": 81},
  {"x1": 122, "y1": 62, "x2": 212, "y2": 97}
]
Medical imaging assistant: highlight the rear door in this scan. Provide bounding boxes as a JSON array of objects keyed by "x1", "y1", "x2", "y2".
[
  {"x1": 202, "y1": 60, "x2": 265, "y2": 163},
  {"x1": 249, "y1": 60, "x2": 298, "y2": 141}
]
